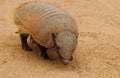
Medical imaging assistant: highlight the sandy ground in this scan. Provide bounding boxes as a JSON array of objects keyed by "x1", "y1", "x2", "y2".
[{"x1": 0, "y1": 0, "x2": 120, "y2": 78}]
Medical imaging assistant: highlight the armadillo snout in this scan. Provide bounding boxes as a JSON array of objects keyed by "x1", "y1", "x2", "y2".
[
  {"x1": 62, "y1": 59, "x2": 69, "y2": 65},
  {"x1": 60, "y1": 56, "x2": 73, "y2": 65}
]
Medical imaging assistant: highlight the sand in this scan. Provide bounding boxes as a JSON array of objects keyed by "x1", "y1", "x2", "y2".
[{"x1": 0, "y1": 0, "x2": 120, "y2": 78}]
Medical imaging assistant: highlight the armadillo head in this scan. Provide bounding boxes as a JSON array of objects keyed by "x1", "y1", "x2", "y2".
[{"x1": 52, "y1": 31, "x2": 78, "y2": 65}]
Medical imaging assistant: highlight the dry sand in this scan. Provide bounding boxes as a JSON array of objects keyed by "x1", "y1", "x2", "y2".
[{"x1": 0, "y1": 0, "x2": 120, "y2": 78}]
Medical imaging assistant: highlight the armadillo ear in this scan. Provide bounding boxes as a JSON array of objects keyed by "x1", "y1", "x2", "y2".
[
  {"x1": 52, "y1": 33, "x2": 60, "y2": 52},
  {"x1": 52, "y1": 33, "x2": 56, "y2": 40},
  {"x1": 52, "y1": 33, "x2": 57, "y2": 47}
]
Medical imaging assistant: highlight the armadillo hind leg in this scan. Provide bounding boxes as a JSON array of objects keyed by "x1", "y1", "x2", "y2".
[
  {"x1": 20, "y1": 33, "x2": 33, "y2": 52},
  {"x1": 37, "y1": 44, "x2": 49, "y2": 59}
]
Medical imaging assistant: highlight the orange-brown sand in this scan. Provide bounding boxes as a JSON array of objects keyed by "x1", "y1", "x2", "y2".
[{"x1": 0, "y1": 0, "x2": 120, "y2": 78}]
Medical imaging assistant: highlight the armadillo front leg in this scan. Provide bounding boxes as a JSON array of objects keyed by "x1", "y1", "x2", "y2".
[
  {"x1": 37, "y1": 44, "x2": 49, "y2": 59},
  {"x1": 20, "y1": 33, "x2": 33, "y2": 52}
]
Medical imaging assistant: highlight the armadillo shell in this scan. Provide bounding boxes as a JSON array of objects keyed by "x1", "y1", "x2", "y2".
[{"x1": 14, "y1": 1, "x2": 78, "y2": 48}]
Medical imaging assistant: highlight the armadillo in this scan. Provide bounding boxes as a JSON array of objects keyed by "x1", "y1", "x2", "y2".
[{"x1": 14, "y1": 1, "x2": 78, "y2": 65}]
